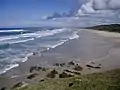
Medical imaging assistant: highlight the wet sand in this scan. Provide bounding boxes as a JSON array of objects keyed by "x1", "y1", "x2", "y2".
[{"x1": 1, "y1": 29, "x2": 120, "y2": 89}]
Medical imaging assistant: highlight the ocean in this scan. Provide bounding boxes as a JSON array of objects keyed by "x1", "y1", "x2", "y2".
[{"x1": 0, "y1": 27, "x2": 79, "y2": 74}]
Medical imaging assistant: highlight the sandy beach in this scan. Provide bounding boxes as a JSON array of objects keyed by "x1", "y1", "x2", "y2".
[{"x1": 1, "y1": 29, "x2": 120, "y2": 90}]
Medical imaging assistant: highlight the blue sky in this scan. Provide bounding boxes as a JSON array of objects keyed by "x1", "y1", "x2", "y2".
[
  {"x1": 0, "y1": 0, "x2": 120, "y2": 28},
  {"x1": 0, "y1": 0, "x2": 83, "y2": 27}
]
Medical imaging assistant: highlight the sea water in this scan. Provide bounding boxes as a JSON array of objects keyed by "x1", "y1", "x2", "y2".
[{"x1": 0, "y1": 27, "x2": 79, "y2": 74}]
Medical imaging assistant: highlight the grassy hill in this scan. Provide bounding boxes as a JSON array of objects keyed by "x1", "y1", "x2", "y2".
[
  {"x1": 88, "y1": 24, "x2": 120, "y2": 33},
  {"x1": 16, "y1": 69, "x2": 120, "y2": 90}
]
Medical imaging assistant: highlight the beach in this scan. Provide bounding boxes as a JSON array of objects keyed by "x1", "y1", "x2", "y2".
[{"x1": 1, "y1": 29, "x2": 120, "y2": 89}]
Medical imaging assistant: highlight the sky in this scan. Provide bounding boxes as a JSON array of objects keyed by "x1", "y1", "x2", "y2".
[{"x1": 0, "y1": 0, "x2": 120, "y2": 28}]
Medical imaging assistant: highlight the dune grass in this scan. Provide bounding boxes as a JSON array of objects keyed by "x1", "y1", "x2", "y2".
[{"x1": 16, "y1": 69, "x2": 120, "y2": 90}]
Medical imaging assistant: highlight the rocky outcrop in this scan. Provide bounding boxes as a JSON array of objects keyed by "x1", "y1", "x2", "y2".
[
  {"x1": 86, "y1": 62, "x2": 102, "y2": 69},
  {"x1": 54, "y1": 63, "x2": 65, "y2": 67},
  {"x1": 73, "y1": 64, "x2": 83, "y2": 71},
  {"x1": 0, "y1": 87, "x2": 6, "y2": 90},
  {"x1": 86, "y1": 65, "x2": 101, "y2": 69},
  {"x1": 39, "y1": 79, "x2": 45, "y2": 82},
  {"x1": 46, "y1": 69, "x2": 58, "y2": 78},
  {"x1": 46, "y1": 73, "x2": 56, "y2": 78},
  {"x1": 27, "y1": 73, "x2": 38, "y2": 79},
  {"x1": 68, "y1": 61, "x2": 75, "y2": 66},
  {"x1": 64, "y1": 69, "x2": 81, "y2": 75},
  {"x1": 30, "y1": 66, "x2": 37, "y2": 73},
  {"x1": 59, "y1": 72, "x2": 73, "y2": 78},
  {"x1": 69, "y1": 83, "x2": 73, "y2": 87},
  {"x1": 11, "y1": 82, "x2": 26, "y2": 89},
  {"x1": 50, "y1": 69, "x2": 58, "y2": 74},
  {"x1": 29, "y1": 66, "x2": 47, "y2": 73}
]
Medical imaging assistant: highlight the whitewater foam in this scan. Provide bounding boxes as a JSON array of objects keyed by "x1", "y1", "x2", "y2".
[
  {"x1": 7, "y1": 38, "x2": 35, "y2": 44},
  {"x1": 0, "y1": 29, "x2": 24, "y2": 33},
  {"x1": 69, "y1": 32, "x2": 79, "y2": 40},
  {"x1": 0, "y1": 64, "x2": 19, "y2": 74},
  {"x1": 51, "y1": 40, "x2": 68, "y2": 48},
  {"x1": 0, "y1": 28, "x2": 67, "y2": 44},
  {"x1": 22, "y1": 52, "x2": 34, "y2": 62}
]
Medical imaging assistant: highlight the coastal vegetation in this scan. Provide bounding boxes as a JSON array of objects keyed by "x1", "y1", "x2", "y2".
[
  {"x1": 88, "y1": 24, "x2": 120, "y2": 33},
  {"x1": 12, "y1": 69, "x2": 120, "y2": 90}
]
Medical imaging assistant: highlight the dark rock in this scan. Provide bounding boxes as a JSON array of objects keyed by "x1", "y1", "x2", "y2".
[
  {"x1": 86, "y1": 65, "x2": 101, "y2": 69},
  {"x1": 27, "y1": 73, "x2": 38, "y2": 79},
  {"x1": 50, "y1": 69, "x2": 58, "y2": 74},
  {"x1": 11, "y1": 82, "x2": 23, "y2": 89},
  {"x1": 54, "y1": 63, "x2": 59, "y2": 66},
  {"x1": 33, "y1": 52, "x2": 36, "y2": 55},
  {"x1": 54, "y1": 63, "x2": 65, "y2": 67},
  {"x1": 42, "y1": 68, "x2": 47, "y2": 71},
  {"x1": 94, "y1": 66, "x2": 101, "y2": 69},
  {"x1": 73, "y1": 64, "x2": 83, "y2": 71},
  {"x1": 64, "y1": 69, "x2": 73, "y2": 73},
  {"x1": 30, "y1": 66, "x2": 43, "y2": 73},
  {"x1": 36, "y1": 66, "x2": 42, "y2": 71},
  {"x1": 91, "y1": 62, "x2": 95, "y2": 64},
  {"x1": 0, "y1": 87, "x2": 6, "y2": 90},
  {"x1": 46, "y1": 69, "x2": 58, "y2": 78},
  {"x1": 29, "y1": 66, "x2": 37, "y2": 73},
  {"x1": 68, "y1": 61, "x2": 75, "y2": 66},
  {"x1": 39, "y1": 79, "x2": 45, "y2": 82},
  {"x1": 69, "y1": 83, "x2": 73, "y2": 87},
  {"x1": 46, "y1": 73, "x2": 55, "y2": 78},
  {"x1": 60, "y1": 63, "x2": 65, "y2": 67},
  {"x1": 64, "y1": 69, "x2": 81, "y2": 75},
  {"x1": 59, "y1": 72, "x2": 73, "y2": 78},
  {"x1": 86, "y1": 65, "x2": 94, "y2": 68},
  {"x1": 73, "y1": 71, "x2": 81, "y2": 75}
]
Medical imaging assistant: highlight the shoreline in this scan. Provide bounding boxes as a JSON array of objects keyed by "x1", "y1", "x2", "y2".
[
  {"x1": 0, "y1": 30, "x2": 80, "y2": 76},
  {"x1": 1, "y1": 29, "x2": 120, "y2": 89}
]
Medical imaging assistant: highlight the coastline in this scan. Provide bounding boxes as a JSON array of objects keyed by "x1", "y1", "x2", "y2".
[{"x1": 1, "y1": 29, "x2": 120, "y2": 89}]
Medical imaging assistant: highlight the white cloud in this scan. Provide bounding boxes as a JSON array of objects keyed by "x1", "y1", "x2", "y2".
[
  {"x1": 39, "y1": 0, "x2": 120, "y2": 28},
  {"x1": 77, "y1": 0, "x2": 120, "y2": 15}
]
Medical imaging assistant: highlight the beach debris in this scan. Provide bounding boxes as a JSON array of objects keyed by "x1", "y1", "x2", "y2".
[
  {"x1": 69, "y1": 83, "x2": 73, "y2": 87},
  {"x1": 46, "y1": 69, "x2": 58, "y2": 78},
  {"x1": 73, "y1": 64, "x2": 83, "y2": 71},
  {"x1": 59, "y1": 72, "x2": 73, "y2": 78},
  {"x1": 68, "y1": 61, "x2": 75, "y2": 66},
  {"x1": 27, "y1": 73, "x2": 38, "y2": 79},
  {"x1": 0, "y1": 87, "x2": 6, "y2": 90},
  {"x1": 64, "y1": 69, "x2": 81, "y2": 75},
  {"x1": 11, "y1": 82, "x2": 26, "y2": 89}
]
